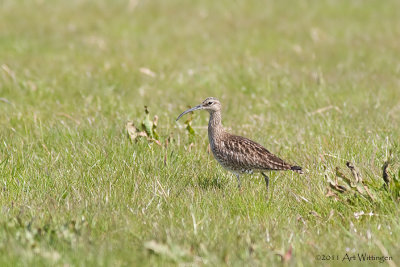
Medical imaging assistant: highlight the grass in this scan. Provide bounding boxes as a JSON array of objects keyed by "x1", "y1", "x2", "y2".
[{"x1": 1, "y1": 0, "x2": 400, "y2": 266}]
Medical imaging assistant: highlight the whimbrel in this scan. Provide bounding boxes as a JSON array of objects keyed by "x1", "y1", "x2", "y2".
[{"x1": 176, "y1": 97, "x2": 303, "y2": 190}]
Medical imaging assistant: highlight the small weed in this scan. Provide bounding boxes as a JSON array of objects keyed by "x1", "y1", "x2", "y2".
[{"x1": 126, "y1": 106, "x2": 161, "y2": 145}]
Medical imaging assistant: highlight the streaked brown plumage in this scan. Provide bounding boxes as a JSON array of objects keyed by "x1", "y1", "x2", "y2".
[{"x1": 176, "y1": 97, "x2": 302, "y2": 190}]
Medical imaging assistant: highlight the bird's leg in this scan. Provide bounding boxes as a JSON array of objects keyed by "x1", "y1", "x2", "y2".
[
  {"x1": 235, "y1": 173, "x2": 241, "y2": 190},
  {"x1": 261, "y1": 172, "x2": 269, "y2": 190}
]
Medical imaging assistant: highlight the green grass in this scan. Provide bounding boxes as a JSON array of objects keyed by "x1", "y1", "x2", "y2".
[{"x1": 1, "y1": 0, "x2": 400, "y2": 266}]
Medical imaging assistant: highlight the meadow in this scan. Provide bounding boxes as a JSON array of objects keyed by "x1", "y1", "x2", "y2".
[{"x1": 1, "y1": 0, "x2": 400, "y2": 266}]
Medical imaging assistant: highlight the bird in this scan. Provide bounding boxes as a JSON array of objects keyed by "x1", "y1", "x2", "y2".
[{"x1": 176, "y1": 97, "x2": 303, "y2": 190}]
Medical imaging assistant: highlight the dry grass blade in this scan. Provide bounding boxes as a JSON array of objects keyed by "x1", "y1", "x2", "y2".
[
  {"x1": 0, "y1": 98, "x2": 13, "y2": 105},
  {"x1": 144, "y1": 240, "x2": 173, "y2": 258},
  {"x1": 139, "y1": 67, "x2": 156, "y2": 77},
  {"x1": 336, "y1": 167, "x2": 354, "y2": 188},
  {"x1": 57, "y1": 112, "x2": 81, "y2": 125},
  {"x1": 144, "y1": 240, "x2": 189, "y2": 262},
  {"x1": 329, "y1": 162, "x2": 376, "y2": 202},
  {"x1": 346, "y1": 162, "x2": 375, "y2": 201},
  {"x1": 329, "y1": 181, "x2": 347, "y2": 193},
  {"x1": 346, "y1": 162, "x2": 362, "y2": 183},
  {"x1": 309, "y1": 105, "x2": 342, "y2": 116},
  {"x1": 1, "y1": 64, "x2": 16, "y2": 81},
  {"x1": 363, "y1": 185, "x2": 375, "y2": 201},
  {"x1": 326, "y1": 187, "x2": 340, "y2": 200},
  {"x1": 374, "y1": 240, "x2": 397, "y2": 267}
]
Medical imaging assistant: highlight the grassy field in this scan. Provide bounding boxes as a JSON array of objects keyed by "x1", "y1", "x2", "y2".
[{"x1": 1, "y1": 0, "x2": 400, "y2": 266}]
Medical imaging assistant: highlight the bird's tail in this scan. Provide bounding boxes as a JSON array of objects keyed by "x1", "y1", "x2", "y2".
[{"x1": 291, "y1": 165, "x2": 303, "y2": 174}]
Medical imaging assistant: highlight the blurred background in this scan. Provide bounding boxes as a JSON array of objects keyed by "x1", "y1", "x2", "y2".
[
  {"x1": 1, "y1": 0, "x2": 400, "y2": 265},
  {"x1": 2, "y1": 0, "x2": 399, "y2": 119}
]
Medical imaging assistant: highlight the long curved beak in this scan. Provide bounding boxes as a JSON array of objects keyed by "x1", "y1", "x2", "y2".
[{"x1": 176, "y1": 105, "x2": 203, "y2": 121}]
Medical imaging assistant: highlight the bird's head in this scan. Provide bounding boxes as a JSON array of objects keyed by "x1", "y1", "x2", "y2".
[{"x1": 176, "y1": 97, "x2": 221, "y2": 121}]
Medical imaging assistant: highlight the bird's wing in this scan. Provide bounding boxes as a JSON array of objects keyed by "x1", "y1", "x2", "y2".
[{"x1": 221, "y1": 134, "x2": 292, "y2": 171}]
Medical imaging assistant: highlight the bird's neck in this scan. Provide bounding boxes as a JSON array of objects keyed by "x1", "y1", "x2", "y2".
[{"x1": 208, "y1": 111, "x2": 224, "y2": 146}]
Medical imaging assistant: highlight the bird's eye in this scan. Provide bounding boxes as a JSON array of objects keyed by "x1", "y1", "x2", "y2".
[{"x1": 207, "y1": 101, "x2": 213, "y2": 105}]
